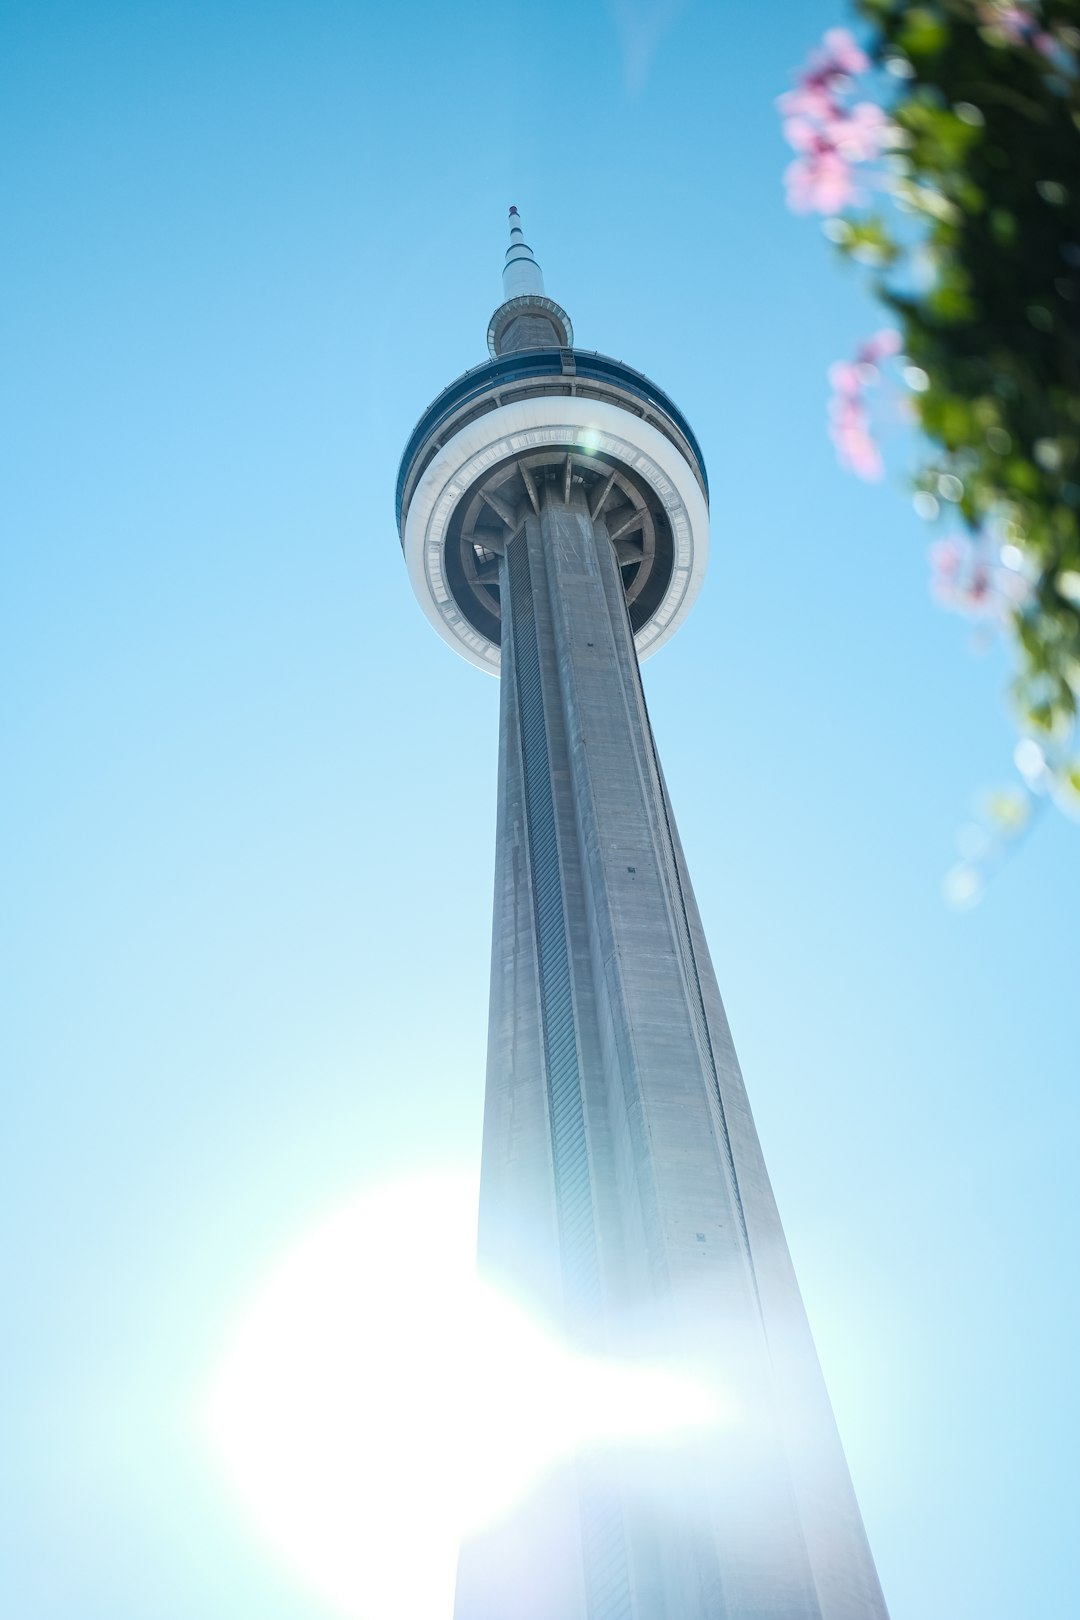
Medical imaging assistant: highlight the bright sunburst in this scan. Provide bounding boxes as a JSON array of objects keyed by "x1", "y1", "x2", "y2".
[{"x1": 204, "y1": 1173, "x2": 722, "y2": 1620}]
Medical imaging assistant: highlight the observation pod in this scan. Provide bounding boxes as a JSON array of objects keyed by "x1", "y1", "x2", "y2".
[
  {"x1": 395, "y1": 212, "x2": 889, "y2": 1620},
  {"x1": 397, "y1": 208, "x2": 710, "y2": 672}
]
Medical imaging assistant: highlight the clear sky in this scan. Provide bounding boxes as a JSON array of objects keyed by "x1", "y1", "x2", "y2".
[{"x1": 3, "y1": 2, "x2": 1077, "y2": 1618}]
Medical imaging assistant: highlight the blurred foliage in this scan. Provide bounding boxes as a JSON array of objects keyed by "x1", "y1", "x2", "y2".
[
  {"x1": 805, "y1": 2, "x2": 1080, "y2": 834},
  {"x1": 867, "y1": 1, "x2": 1079, "y2": 756}
]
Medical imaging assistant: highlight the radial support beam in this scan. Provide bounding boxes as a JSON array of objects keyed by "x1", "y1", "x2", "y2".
[
  {"x1": 608, "y1": 504, "x2": 647, "y2": 542},
  {"x1": 521, "y1": 463, "x2": 541, "y2": 515},
  {"x1": 589, "y1": 469, "x2": 618, "y2": 520},
  {"x1": 464, "y1": 529, "x2": 506, "y2": 556},
  {"x1": 481, "y1": 488, "x2": 519, "y2": 529}
]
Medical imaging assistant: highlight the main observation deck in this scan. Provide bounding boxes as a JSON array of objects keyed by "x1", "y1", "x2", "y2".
[{"x1": 396, "y1": 347, "x2": 710, "y2": 673}]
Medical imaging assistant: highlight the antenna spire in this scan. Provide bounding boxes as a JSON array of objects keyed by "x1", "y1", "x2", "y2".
[
  {"x1": 487, "y1": 205, "x2": 572, "y2": 357},
  {"x1": 502, "y1": 205, "x2": 545, "y2": 301}
]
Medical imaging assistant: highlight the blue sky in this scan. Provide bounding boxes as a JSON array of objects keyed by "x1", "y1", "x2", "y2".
[{"x1": 3, "y1": 1, "x2": 1078, "y2": 1617}]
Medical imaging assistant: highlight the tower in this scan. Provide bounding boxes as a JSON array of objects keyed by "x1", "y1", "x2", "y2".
[{"x1": 396, "y1": 210, "x2": 889, "y2": 1620}]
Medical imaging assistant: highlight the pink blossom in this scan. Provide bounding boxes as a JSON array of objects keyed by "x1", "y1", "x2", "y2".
[
  {"x1": 1034, "y1": 29, "x2": 1077, "y2": 67},
  {"x1": 828, "y1": 360, "x2": 862, "y2": 395},
  {"x1": 826, "y1": 330, "x2": 905, "y2": 480},
  {"x1": 931, "y1": 551, "x2": 992, "y2": 614},
  {"x1": 829, "y1": 392, "x2": 883, "y2": 480},
  {"x1": 822, "y1": 27, "x2": 869, "y2": 74},
  {"x1": 779, "y1": 30, "x2": 890, "y2": 218},
  {"x1": 928, "y1": 534, "x2": 1030, "y2": 618},
  {"x1": 777, "y1": 27, "x2": 868, "y2": 123},
  {"x1": 930, "y1": 538, "x2": 964, "y2": 577},
  {"x1": 858, "y1": 328, "x2": 902, "y2": 364},
  {"x1": 778, "y1": 82, "x2": 839, "y2": 122},
  {"x1": 977, "y1": 2, "x2": 1048, "y2": 46},
  {"x1": 785, "y1": 141, "x2": 857, "y2": 214},
  {"x1": 783, "y1": 114, "x2": 824, "y2": 152},
  {"x1": 994, "y1": 4, "x2": 1037, "y2": 42},
  {"x1": 834, "y1": 101, "x2": 891, "y2": 160},
  {"x1": 835, "y1": 421, "x2": 883, "y2": 479}
]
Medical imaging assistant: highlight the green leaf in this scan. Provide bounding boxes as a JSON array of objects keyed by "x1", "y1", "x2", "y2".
[
  {"x1": 1004, "y1": 459, "x2": 1040, "y2": 495},
  {"x1": 989, "y1": 208, "x2": 1018, "y2": 245},
  {"x1": 842, "y1": 216, "x2": 901, "y2": 267},
  {"x1": 1026, "y1": 701, "x2": 1057, "y2": 733},
  {"x1": 897, "y1": 7, "x2": 949, "y2": 58},
  {"x1": 801, "y1": 0, "x2": 1080, "y2": 832},
  {"x1": 983, "y1": 788, "x2": 1030, "y2": 831}
]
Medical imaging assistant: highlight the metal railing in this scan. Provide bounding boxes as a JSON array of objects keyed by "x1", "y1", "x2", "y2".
[{"x1": 396, "y1": 348, "x2": 709, "y2": 526}]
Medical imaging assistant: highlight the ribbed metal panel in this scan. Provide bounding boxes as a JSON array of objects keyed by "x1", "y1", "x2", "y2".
[
  {"x1": 578, "y1": 1481, "x2": 633, "y2": 1620},
  {"x1": 505, "y1": 527, "x2": 601, "y2": 1319},
  {"x1": 505, "y1": 528, "x2": 632, "y2": 1620}
]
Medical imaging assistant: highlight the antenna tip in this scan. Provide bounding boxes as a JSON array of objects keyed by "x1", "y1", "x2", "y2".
[{"x1": 509, "y1": 205, "x2": 519, "y2": 216}]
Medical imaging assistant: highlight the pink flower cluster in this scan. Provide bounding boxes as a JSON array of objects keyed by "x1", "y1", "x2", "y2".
[
  {"x1": 827, "y1": 329, "x2": 901, "y2": 480},
  {"x1": 779, "y1": 29, "x2": 892, "y2": 214},
  {"x1": 929, "y1": 534, "x2": 1030, "y2": 618},
  {"x1": 977, "y1": 2, "x2": 1056, "y2": 54}
]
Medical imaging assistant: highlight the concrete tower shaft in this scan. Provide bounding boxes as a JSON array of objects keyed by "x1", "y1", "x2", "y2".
[{"x1": 394, "y1": 215, "x2": 889, "y2": 1620}]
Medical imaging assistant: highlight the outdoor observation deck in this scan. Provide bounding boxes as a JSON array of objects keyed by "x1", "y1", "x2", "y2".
[{"x1": 396, "y1": 348, "x2": 711, "y2": 673}]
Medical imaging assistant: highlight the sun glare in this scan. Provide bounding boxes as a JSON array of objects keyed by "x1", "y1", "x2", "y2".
[{"x1": 204, "y1": 1173, "x2": 724, "y2": 1620}]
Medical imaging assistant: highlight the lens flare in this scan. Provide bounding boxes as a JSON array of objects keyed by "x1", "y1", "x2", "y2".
[{"x1": 204, "y1": 1174, "x2": 724, "y2": 1620}]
